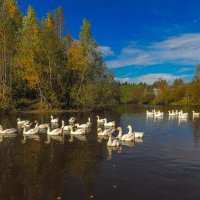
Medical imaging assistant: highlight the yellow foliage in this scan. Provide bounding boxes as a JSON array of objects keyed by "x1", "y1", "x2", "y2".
[
  {"x1": 5, "y1": 0, "x2": 22, "y2": 25},
  {"x1": 67, "y1": 42, "x2": 90, "y2": 73}
]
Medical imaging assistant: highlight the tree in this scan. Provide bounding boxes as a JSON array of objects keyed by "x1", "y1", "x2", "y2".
[
  {"x1": 194, "y1": 64, "x2": 200, "y2": 82},
  {"x1": 0, "y1": 0, "x2": 22, "y2": 109},
  {"x1": 54, "y1": 6, "x2": 64, "y2": 40},
  {"x1": 15, "y1": 6, "x2": 41, "y2": 99}
]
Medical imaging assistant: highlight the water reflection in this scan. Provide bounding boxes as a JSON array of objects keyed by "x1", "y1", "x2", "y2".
[{"x1": 0, "y1": 105, "x2": 200, "y2": 199}]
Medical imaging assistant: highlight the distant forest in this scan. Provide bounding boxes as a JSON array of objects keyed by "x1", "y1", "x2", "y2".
[
  {"x1": 1, "y1": 1, "x2": 200, "y2": 112},
  {"x1": 120, "y1": 65, "x2": 200, "y2": 105}
]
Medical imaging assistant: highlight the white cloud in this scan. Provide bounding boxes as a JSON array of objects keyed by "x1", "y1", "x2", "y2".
[
  {"x1": 107, "y1": 33, "x2": 200, "y2": 68},
  {"x1": 116, "y1": 73, "x2": 192, "y2": 84},
  {"x1": 100, "y1": 46, "x2": 114, "y2": 57}
]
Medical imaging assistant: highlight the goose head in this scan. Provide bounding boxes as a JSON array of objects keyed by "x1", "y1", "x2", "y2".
[{"x1": 115, "y1": 127, "x2": 122, "y2": 131}]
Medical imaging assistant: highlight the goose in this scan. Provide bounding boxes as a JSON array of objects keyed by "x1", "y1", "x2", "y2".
[
  {"x1": 97, "y1": 128, "x2": 114, "y2": 136},
  {"x1": 0, "y1": 125, "x2": 17, "y2": 134},
  {"x1": 127, "y1": 125, "x2": 144, "y2": 138},
  {"x1": 115, "y1": 127, "x2": 135, "y2": 142},
  {"x1": 104, "y1": 118, "x2": 115, "y2": 127},
  {"x1": 154, "y1": 112, "x2": 164, "y2": 117},
  {"x1": 168, "y1": 111, "x2": 175, "y2": 116},
  {"x1": 87, "y1": 118, "x2": 91, "y2": 126},
  {"x1": 22, "y1": 122, "x2": 33, "y2": 129},
  {"x1": 23, "y1": 126, "x2": 39, "y2": 135},
  {"x1": 61, "y1": 120, "x2": 72, "y2": 131},
  {"x1": 34, "y1": 120, "x2": 49, "y2": 129},
  {"x1": 69, "y1": 117, "x2": 75, "y2": 124},
  {"x1": 69, "y1": 126, "x2": 86, "y2": 135},
  {"x1": 193, "y1": 111, "x2": 200, "y2": 118},
  {"x1": 47, "y1": 124, "x2": 64, "y2": 136},
  {"x1": 74, "y1": 134, "x2": 87, "y2": 142},
  {"x1": 96, "y1": 115, "x2": 105, "y2": 124},
  {"x1": 75, "y1": 122, "x2": 90, "y2": 129},
  {"x1": 178, "y1": 111, "x2": 188, "y2": 118},
  {"x1": 17, "y1": 118, "x2": 30, "y2": 126},
  {"x1": 50, "y1": 115, "x2": 59, "y2": 123},
  {"x1": 175, "y1": 110, "x2": 179, "y2": 115},
  {"x1": 107, "y1": 134, "x2": 121, "y2": 147},
  {"x1": 146, "y1": 110, "x2": 154, "y2": 116}
]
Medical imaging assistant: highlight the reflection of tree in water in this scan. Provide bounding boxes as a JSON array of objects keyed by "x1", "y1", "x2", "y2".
[
  {"x1": 66, "y1": 135, "x2": 104, "y2": 195},
  {"x1": 192, "y1": 118, "x2": 200, "y2": 145},
  {"x1": 0, "y1": 133, "x2": 104, "y2": 200}
]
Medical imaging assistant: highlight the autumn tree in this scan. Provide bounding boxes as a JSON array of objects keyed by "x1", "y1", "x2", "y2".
[
  {"x1": 15, "y1": 6, "x2": 41, "y2": 100},
  {"x1": 0, "y1": 0, "x2": 22, "y2": 109},
  {"x1": 54, "y1": 6, "x2": 64, "y2": 40}
]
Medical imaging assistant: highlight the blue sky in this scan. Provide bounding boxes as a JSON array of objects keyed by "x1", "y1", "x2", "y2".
[{"x1": 18, "y1": 0, "x2": 200, "y2": 84}]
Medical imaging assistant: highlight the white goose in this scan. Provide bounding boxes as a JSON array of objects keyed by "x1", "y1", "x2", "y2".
[
  {"x1": 69, "y1": 126, "x2": 86, "y2": 135},
  {"x1": 168, "y1": 111, "x2": 176, "y2": 116},
  {"x1": 96, "y1": 115, "x2": 105, "y2": 124},
  {"x1": 62, "y1": 120, "x2": 72, "y2": 131},
  {"x1": 154, "y1": 111, "x2": 164, "y2": 117},
  {"x1": 97, "y1": 128, "x2": 114, "y2": 136},
  {"x1": 115, "y1": 127, "x2": 135, "y2": 142},
  {"x1": 22, "y1": 122, "x2": 33, "y2": 129},
  {"x1": 104, "y1": 118, "x2": 115, "y2": 127},
  {"x1": 193, "y1": 111, "x2": 200, "y2": 118},
  {"x1": 69, "y1": 117, "x2": 75, "y2": 124},
  {"x1": 50, "y1": 115, "x2": 59, "y2": 123},
  {"x1": 0, "y1": 125, "x2": 17, "y2": 134},
  {"x1": 146, "y1": 110, "x2": 154, "y2": 116},
  {"x1": 127, "y1": 125, "x2": 144, "y2": 138},
  {"x1": 107, "y1": 134, "x2": 121, "y2": 147},
  {"x1": 23, "y1": 126, "x2": 39, "y2": 135},
  {"x1": 17, "y1": 118, "x2": 30, "y2": 126},
  {"x1": 75, "y1": 123, "x2": 90, "y2": 129},
  {"x1": 47, "y1": 124, "x2": 64, "y2": 136},
  {"x1": 34, "y1": 120, "x2": 49, "y2": 129},
  {"x1": 75, "y1": 118, "x2": 91, "y2": 129},
  {"x1": 178, "y1": 110, "x2": 188, "y2": 118}
]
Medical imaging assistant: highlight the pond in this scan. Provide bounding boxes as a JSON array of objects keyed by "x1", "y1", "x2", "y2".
[{"x1": 0, "y1": 104, "x2": 200, "y2": 200}]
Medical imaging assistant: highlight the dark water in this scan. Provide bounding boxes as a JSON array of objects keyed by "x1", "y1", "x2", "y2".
[{"x1": 0, "y1": 104, "x2": 200, "y2": 200}]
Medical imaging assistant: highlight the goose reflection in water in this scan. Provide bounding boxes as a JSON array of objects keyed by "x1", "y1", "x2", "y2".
[
  {"x1": 21, "y1": 135, "x2": 41, "y2": 144},
  {"x1": 107, "y1": 146, "x2": 122, "y2": 160},
  {"x1": 178, "y1": 117, "x2": 188, "y2": 126},
  {"x1": 97, "y1": 135, "x2": 109, "y2": 143},
  {"x1": 0, "y1": 135, "x2": 4, "y2": 142},
  {"x1": 68, "y1": 134, "x2": 87, "y2": 143},
  {"x1": 45, "y1": 135, "x2": 64, "y2": 144}
]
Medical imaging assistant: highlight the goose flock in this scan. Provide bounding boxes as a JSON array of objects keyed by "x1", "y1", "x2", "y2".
[
  {"x1": 0, "y1": 116, "x2": 91, "y2": 140},
  {"x1": 0, "y1": 115, "x2": 144, "y2": 149},
  {"x1": 146, "y1": 109, "x2": 200, "y2": 119},
  {"x1": 96, "y1": 115, "x2": 144, "y2": 147}
]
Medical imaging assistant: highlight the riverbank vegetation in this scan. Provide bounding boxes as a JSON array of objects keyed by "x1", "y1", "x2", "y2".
[
  {"x1": 0, "y1": 0, "x2": 119, "y2": 111},
  {"x1": 120, "y1": 65, "x2": 200, "y2": 105}
]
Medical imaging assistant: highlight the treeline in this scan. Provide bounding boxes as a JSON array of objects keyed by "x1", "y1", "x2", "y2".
[
  {"x1": 120, "y1": 66, "x2": 200, "y2": 105},
  {"x1": 0, "y1": 0, "x2": 119, "y2": 111}
]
